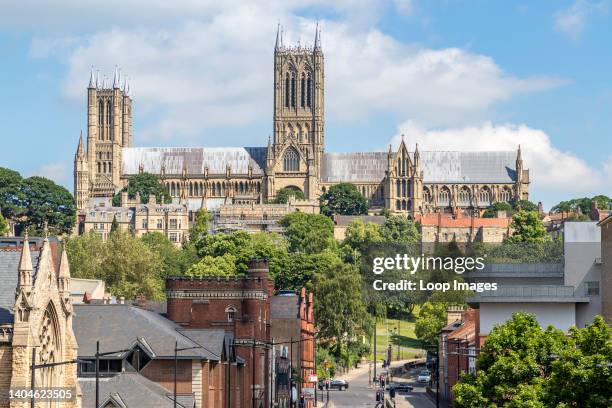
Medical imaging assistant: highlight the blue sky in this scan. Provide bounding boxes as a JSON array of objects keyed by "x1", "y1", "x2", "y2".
[{"x1": 0, "y1": 0, "x2": 610, "y2": 208}]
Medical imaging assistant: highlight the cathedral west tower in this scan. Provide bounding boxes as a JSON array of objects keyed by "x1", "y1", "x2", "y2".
[{"x1": 266, "y1": 25, "x2": 324, "y2": 200}]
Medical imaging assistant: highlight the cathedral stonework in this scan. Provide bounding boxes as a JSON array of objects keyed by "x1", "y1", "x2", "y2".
[
  {"x1": 0, "y1": 235, "x2": 80, "y2": 408},
  {"x1": 73, "y1": 26, "x2": 529, "y2": 216}
]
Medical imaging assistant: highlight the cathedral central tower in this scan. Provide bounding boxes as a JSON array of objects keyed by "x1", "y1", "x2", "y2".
[{"x1": 266, "y1": 24, "x2": 324, "y2": 200}]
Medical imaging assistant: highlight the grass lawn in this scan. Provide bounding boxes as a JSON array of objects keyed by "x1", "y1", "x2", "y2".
[{"x1": 368, "y1": 306, "x2": 426, "y2": 361}]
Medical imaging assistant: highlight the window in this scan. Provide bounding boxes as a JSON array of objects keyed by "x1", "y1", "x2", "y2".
[
  {"x1": 585, "y1": 281, "x2": 600, "y2": 296},
  {"x1": 169, "y1": 233, "x2": 178, "y2": 243},
  {"x1": 285, "y1": 74, "x2": 290, "y2": 108},
  {"x1": 157, "y1": 219, "x2": 163, "y2": 229},
  {"x1": 307, "y1": 74, "x2": 312, "y2": 107},
  {"x1": 300, "y1": 73, "x2": 306, "y2": 107},
  {"x1": 169, "y1": 219, "x2": 178, "y2": 229},
  {"x1": 283, "y1": 148, "x2": 299, "y2": 172},
  {"x1": 500, "y1": 187, "x2": 512, "y2": 202},
  {"x1": 423, "y1": 188, "x2": 432, "y2": 204},
  {"x1": 478, "y1": 188, "x2": 491, "y2": 206},
  {"x1": 291, "y1": 73, "x2": 296, "y2": 107},
  {"x1": 438, "y1": 188, "x2": 451, "y2": 206},
  {"x1": 142, "y1": 219, "x2": 148, "y2": 229},
  {"x1": 225, "y1": 306, "x2": 237, "y2": 322},
  {"x1": 459, "y1": 187, "x2": 470, "y2": 206}
]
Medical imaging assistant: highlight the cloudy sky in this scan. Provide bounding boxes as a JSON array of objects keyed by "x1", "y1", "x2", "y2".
[{"x1": 0, "y1": 0, "x2": 610, "y2": 208}]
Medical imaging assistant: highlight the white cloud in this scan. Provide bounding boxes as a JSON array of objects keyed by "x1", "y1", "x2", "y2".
[
  {"x1": 26, "y1": 3, "x2": 564, "y2": 143},
  {"x1": 394, "y1": 0, "x2": 414, "y2": 16},
  {"x1": 554, "y1": 0, "x2": 607, "y2": 41},
  {"x1": 31, "y1": 162, "x2": 69, "y2": 186},
  {"x1": 389, "y1": 121, "x2": 611, "y2": 208}
]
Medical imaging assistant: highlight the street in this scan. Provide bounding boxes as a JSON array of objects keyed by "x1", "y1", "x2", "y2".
[{"x1": 316, "y1": 361, "x2": 435, "y2": 408}]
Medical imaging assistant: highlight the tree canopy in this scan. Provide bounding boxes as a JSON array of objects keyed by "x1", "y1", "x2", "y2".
[
  {"x1": 0, "y1": 167, "x2": 75, "y2": 235},
  {"x1": 0, "y1": 212, "x2": 8, "y2": 236},
  {"x1": 279, "y1": 212, "x2": 336, "y2": 254},
  {"x1": 506, "y1": 210, "x2": 550, "y2": 243},
  {"x1": 379, "y1": 215, "x2": 420, "y2": 243},
  {"x1": 319, "y1": 183, "x2": 368, "y2": 217},
  {"x1": 414, "y1": 302, "x2": 448, "y2": 345},
  {"x1": 271, "y1": 187, "x2": 306, "y2": 204},
  {"x1": 112, "y1": 172, "x2": 171, "y2": 206},
  {"x1": 551, "y1": 195, "x2": 611, "y2": 214},
  {"x1": 454, "y1": 313, "x2": 612, "y2": 408}
]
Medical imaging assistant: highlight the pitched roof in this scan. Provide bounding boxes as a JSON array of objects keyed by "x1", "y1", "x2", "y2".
[
  {"x1": 79, "y1": 373, "x2": 194, "y2": 408},
  {"x1": 417, "y1": 213, "x2": 510, "y2": 228},
  {"x1": 320, "y1": 151, "x2": 518, "y2": 184},
  {"x1": 420, "y1": 151, "x2": 516, "y2": 183},
  {"x1": 73, "y1": 304, "x2": 222, "y2": 360},
  {"x1": 321, "y1": 152, "x2": 388, "y2": 183},
  {"x1": 0, "y1": 248, "x2": 41, "y2": 324},
  {"x1": 121, "y1": 147, "x2": 267, "y2": 176}
]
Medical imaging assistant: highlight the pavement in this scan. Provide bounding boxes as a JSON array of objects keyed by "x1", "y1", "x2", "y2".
[{"x1": 315, "y1": 360, "x2": 435, "y2": 408}]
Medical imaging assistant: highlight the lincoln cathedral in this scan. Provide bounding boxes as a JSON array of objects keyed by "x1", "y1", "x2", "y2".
[{"x1": 74, "y1": 26, "x2": 529, "y2": 217}]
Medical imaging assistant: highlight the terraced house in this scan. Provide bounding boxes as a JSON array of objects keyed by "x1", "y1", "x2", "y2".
[{"x1": 74, "y1": 25, "x2": 529, "y2": 217}]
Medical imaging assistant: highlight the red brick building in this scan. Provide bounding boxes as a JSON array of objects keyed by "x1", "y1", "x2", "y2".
[
  {"x1": 438, "y1": 307, "x2": 480, "y2": 403},
  {"x1": 271, "y1": 289, "x2": 316, "y2": 407},
  {"x1": 166, "y1": 259, "x2": 273, "y2": 408}
]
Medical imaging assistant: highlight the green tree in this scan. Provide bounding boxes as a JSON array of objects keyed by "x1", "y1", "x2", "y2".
[
  {"x1": 0, "y1": 212, "x2": 8, "y2": 236},
  {"x1": 507, "y1": 210, "x2": 550, "y2": 243},
  {"x1": 271, "y1": 187, "x2": 306, "y2": 204},
  {"x1": 18, "y1": 176, "x2": 75, "y2": 235},
  {"x1": 186, "y1": 253, "x2": 237, "y2": 277},
  {"x1": 110, "y1": 215, "x2": 120, "y2": 234},
  {"x1": 414, "y1": 302, "x2": 447, "y2": 345},
  {"x1": 551, "y1": 195, "x2": 611, "y2": 214},
  {"x1": 513, "y1": 199, "x2": 538, "y2": 212},
  {"x1": 279, "y1": 212, "x2": 336, "y2": 254},
  {"x1": 312, "y1": 262, "x2": 372, "y2": 354},
  {"x1": 66, "y1": 230, "x2": 165, "y2": 300},
  {"x1": 274, "y1": 250, "x2": 341, "y2": 292},
  {"x1": 141, "y1": 232, "x2": 189, "y2": 277},
  {"x1": 454, "y1": 313, "x2": 612, "y2": 408},
  {"x1": 65, "y1": 231, "x2": 107, "y2": 280},
  {"x1": 0, "y1": 167, "x2": 24, "y2": 221},
  {"x1": 189, "y1": 208, "x2": 212, "y2": 241},
  {"x1": 379, "y1": 215, "x2": 420, "y2": 243},
  {"x1": 482, "y1": 201, "x2": 513, "y2": 218},
  {"x1": 319, "y1": 183, "x2": 368, "y2": 217},
  {"x1": 112, "y1": 172, "x2": 171, "y2": 206},
  {"x1": 343, "y1": 219, "x2": 382, "y2": 250}
]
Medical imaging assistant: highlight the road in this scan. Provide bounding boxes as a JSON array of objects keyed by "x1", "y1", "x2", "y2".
[{"x1": 315, "y1": 361, "x2": 435, "y2": 408}]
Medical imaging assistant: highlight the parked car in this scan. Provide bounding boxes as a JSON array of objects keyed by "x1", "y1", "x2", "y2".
[
  {"x1": 386, "y1": 382, "x2": 413, "y2": 392},
  {"x1": 317, "y1": 379, "x2": 349, "y2": 391},
  {"x1": 417, "y1": 370, "x2": 431, "y2": 383}
]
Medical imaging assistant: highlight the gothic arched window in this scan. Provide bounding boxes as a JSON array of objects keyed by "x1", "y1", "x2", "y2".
[
  {"x1": 307, "y1": 74, "x2": 312, "y2": 107},
  {"x1": 291, "y1": 73, "x2": 296, "y2": 108},
  {"x1": 500, "y1": 187, "x2": 512, "y2": 202},
  {"x1": 438, "y1": 187, "x2": 451, "y2": 206},
  {"x1": 285, "y1": 74, "x2": 290, "y2": 108},
  {"x1": 459, "y1": 187, "x2": 471, "y2": 206},
  {"x1": 106, "y1": 101, "x2": 112, "y2": 128},
  {"x1": 423, "y1": 187, "x2": 432, "y2": 203},
  {"x1": 39, "y1": 303, "x2": 60, "y2": 388},
  {"x1": 99, "y1": 100, "x2": 104, "y2": 126},
  {"x1": 300, "y1": 73, "x2": 306, "y2": 108},
  {"x1": 478, "y1": 187, "x2": 492, "y2": 206},
  {"x1": 283, "y1": 148, "x2": 299, "y2": 172}
]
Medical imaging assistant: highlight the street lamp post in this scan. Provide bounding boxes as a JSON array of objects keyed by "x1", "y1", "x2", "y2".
[
  {"x1": 95, "y1": 341, "x2": 130, "y2": 408},
  {"x1": 29, "y1": 347, "x2": 89, "y2": 408}
]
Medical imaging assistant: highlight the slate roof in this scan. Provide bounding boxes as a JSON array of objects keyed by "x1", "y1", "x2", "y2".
[
  {"x1": 320, "y1": 151, "x2": 517, "y2": 184},
  {"x1": 73, "y1": 304, "x2": 223, "y2": 360},
  {"x1": 79, "y1": 373, "x2": 194, "y2": 408},
  {"x1": 321, "y1": 152, "x2": 388, "y2": 183},
  {"x1": 121, "y1": 147, "x2": 267, "y2": 176},
  {"x1": 271, "y1": 295, "x2": 299, "y2": 319},
  {"x1": 0, "y1": 248, "x2": 40, "y2": 325},
  {"x1": 420, "y1": 151, "x2": 517, "y2": 183}
]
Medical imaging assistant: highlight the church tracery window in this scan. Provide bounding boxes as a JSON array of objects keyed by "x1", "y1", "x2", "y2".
[
  {"x1": 291, "y1": 73, "x2": 296, "y2": 108},
  {"x1": 285, "y1": 74, "x2": 290, "y2": 108},
  {"x1": 307, "y1": 74, "x2": 312, "y2": 107},
  {"x1": 438, "y1": 187, "x2": 451, "y2": 206},
  {"x1": 459, "y1": 187, "x2": 471, "y2": 206},
  {"x1": 38, "y1": 303, "x2": 60, "y2": 388},
  {"x1": 478, "y1": 187, "x2": 492, "y2": 206},
  {"x1": 283, "y1": 148, "x2": 299, "y2": 172},
  {"x1": 500, "y1": 187, "x2": 512, "y2": 202},
  {"x1": 300, "y1": 73, "x2": 306, "y2": 108}
]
